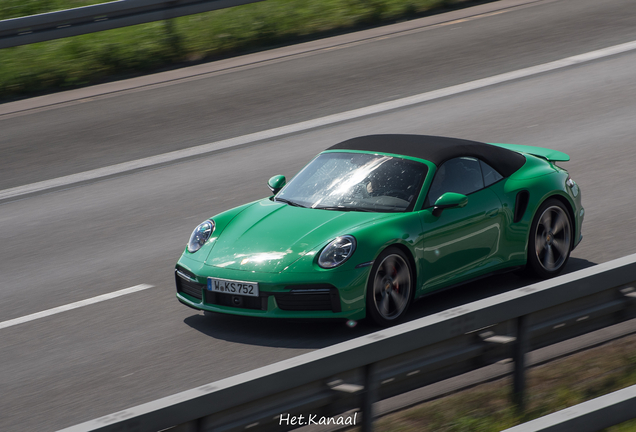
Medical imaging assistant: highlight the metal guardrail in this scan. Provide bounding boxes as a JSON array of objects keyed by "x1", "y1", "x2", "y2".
[
  {"x1": 0, "y1": 0, "x2": 266, "y2": 49},
  {"x1": 502, "y1": 384, "x2": 636, "y2": 432},
  {"x1": 57, "y1": 253, "x2": 636, "y2": 432}
]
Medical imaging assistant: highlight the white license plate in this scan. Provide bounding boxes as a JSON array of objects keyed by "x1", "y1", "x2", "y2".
[{"x1": 207, "y1": 277, "x2": 259, "y2": 297}]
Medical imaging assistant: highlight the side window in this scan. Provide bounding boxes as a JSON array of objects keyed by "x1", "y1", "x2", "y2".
[
  {"x1": 480, "y1": 160, "x2": 503, "y2": 187},
  {"x1": 426, "y1": 157, "x2": 484, "y2": 207}
]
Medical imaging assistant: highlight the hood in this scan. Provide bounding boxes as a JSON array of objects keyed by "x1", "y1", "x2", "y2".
[{"x1": 205, "y1": 199, "x2": 386, "y2": 273}]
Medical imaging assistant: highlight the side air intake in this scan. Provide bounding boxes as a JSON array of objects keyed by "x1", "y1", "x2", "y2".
[{"x1": 514, "y1": 190, "x2": 529, "y2": 223}]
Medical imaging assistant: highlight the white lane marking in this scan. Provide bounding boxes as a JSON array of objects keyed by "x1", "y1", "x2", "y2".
[
  {"x1": 2, "y1": 39, "x2": 636, "y2": 203},
  {"x1": 0, "y1": 284, "x2": 153, "y2": 330}
]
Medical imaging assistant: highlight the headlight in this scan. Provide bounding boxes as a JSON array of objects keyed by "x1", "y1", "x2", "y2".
[
  {"x1": 318, "y1": 235, "x2": 356, "y2": 268},
  {"x1": 187, "y1": 220, "x2": 214, "y2": 253}
]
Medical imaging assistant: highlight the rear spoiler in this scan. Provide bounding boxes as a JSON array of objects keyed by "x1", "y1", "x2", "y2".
[{"x1": 489, "y1": 143, "x2": 570, "y2": 162}]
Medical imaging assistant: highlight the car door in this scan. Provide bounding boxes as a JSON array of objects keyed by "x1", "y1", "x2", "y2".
[{"x1": 415, "y1": 157, "x2": 504, "y2": 291}]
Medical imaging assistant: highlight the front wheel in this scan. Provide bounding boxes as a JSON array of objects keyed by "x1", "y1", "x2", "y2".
[
  {"x1": 366, "y1": 247, "x2": 414, "y2": 326},
  {"x1": 527, "y1": 198, "x2": 573, "y2": 278}
]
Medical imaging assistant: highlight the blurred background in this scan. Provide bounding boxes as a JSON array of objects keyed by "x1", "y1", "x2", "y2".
[
  {"x1": 1, "y1": 0, "x2": 636, "y2": 430},
  {"x1": 1, "y1": 0, "x2": 477, "y2": 101}
]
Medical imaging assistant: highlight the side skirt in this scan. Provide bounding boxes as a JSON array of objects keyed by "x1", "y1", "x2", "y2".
[{"x1": 414, "y1": 266, "x2": 525, "y2": 302}]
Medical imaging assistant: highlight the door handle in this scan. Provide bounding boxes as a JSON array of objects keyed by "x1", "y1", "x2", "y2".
[{"x1": 486, "y1": 209, "x2": 499, "y2": 218}]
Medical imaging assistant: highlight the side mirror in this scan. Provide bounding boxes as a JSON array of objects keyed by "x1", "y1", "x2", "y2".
[
  {"x1": 432, "y1": 192, "x2": 468, "y2": 217},
  {"x1": 267, "y1": 175, "x2": 286, "y2": 194}
]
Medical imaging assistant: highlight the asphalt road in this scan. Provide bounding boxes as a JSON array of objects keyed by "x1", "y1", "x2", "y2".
[{"x1": 1, "y1": 0, "x2": 636, "y2": 430}]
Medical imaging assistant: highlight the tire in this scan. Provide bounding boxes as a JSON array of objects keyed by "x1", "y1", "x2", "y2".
[
  {"x1": 527, "y1": 198, "x2": 573, "y2": 278},
  {"x1": 366, "y1": 247, "x2": 414, "y2": 326}
]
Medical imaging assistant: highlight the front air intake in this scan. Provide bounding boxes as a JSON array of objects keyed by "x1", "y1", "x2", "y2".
[
  {"x1": 175, "y1": 268, "x2": 204, "y2": 300},
  {"x1": 275, "y1": 285, "x2": 341, "y2": 312}
]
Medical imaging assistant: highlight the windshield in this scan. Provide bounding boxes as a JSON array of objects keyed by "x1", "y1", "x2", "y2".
[{"x1": 275, "y1": 152, "x2": 428, "y2": 212}]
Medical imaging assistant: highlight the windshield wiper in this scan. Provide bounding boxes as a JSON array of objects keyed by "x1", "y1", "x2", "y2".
[
  {"x1": 314, "y1": 206, "x2": 375, "y2": 212},
  {"x1": 275, "y1": 198, "x2": 306, "y2": 208}
]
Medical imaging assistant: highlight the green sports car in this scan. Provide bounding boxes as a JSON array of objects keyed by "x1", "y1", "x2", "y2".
[{"x1": 175, "y1": 135, "x2": 583, "y2": 326}]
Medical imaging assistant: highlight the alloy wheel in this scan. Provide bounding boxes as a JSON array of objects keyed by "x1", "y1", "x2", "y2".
[
  {"x1": 372, "y1": 253, "x2": 412, "y2": 320},
  {"x1": 534, "y1": 205, "x2": 571, "y2": 272}
]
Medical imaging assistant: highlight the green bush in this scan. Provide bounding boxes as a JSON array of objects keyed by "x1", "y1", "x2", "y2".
[{"x1": 0, "y1": 0, "x2": 460, "y2": 100}]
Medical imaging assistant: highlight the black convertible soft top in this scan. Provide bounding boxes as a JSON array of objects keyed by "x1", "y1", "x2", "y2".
[{"x1": 327, "y1": 134, "x2": 526, "y2": 178}]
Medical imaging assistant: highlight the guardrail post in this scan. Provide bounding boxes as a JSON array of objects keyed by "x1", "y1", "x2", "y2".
[
  {"x1": 361, "y1": 363, "x2": 378, "y2": 432},
  {"x1": 171, "y1": 418, "x2": 203, "y2": 432},
  {"x1": 513, "y1": 315, "x2": 528, "y2": 411}
]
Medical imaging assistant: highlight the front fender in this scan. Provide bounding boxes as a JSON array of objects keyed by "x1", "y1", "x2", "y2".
[{"x1": 283, "y1": 212, "x2": 422, "y2": 288}]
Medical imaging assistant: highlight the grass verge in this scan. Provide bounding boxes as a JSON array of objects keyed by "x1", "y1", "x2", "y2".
[
  {"x1": 1, "y1": 0, "x2": 487, "y2": 101},
  {"x1": 351, "y1": 333, "x2": 636, "y2": 432}
]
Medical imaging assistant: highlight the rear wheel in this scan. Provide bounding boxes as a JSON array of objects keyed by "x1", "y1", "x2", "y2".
[
  {"x1": 366, "y1": 247, "x2": 414, "y2": 326},
  {"x1": 527, "y1": 198, "x2": 572, "y2": 278}
]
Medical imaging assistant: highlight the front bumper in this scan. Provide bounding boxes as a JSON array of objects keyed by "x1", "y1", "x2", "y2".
[{"x1": 175, "y1": 255, "x2": 368, "y2": 320}]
